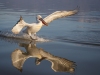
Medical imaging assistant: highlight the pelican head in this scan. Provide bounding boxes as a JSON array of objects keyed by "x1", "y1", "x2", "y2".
[
  {"x1": 35, "y1": 58, "x2": 41, "y2": 65},
  {"x1": 12, "y1": 16, "x2": 26, "y2": 34},
  {"x1": 35, "y1": 57, "x2": 46, "y2": 65},
  {"x1": 37, "y1": 15, "x2": 42, "y2": 19},
  {"x1": 37, "y1": 15, "x2": 48, "y2": 26}
]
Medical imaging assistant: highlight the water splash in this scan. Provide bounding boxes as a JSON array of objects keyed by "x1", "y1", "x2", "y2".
[{"x1": 0, "y1": 30, "x2": 50, "y2": 44}]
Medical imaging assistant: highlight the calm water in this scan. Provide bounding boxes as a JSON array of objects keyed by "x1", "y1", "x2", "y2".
[{"x1": 0, "y1": 3, "x2": 100, "y2": 75}]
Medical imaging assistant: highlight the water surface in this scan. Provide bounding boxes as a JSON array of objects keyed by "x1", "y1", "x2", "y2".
[{"x1": 0, "y1": 3, "x2": 100, "y2": 75}]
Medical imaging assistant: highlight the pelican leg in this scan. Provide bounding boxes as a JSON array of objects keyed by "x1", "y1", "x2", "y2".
[
  {"x1": 29, "y1": 40, "x2": 36, "y2": 46},
  {"x1": 30, "y1": 35, "x2": 38, "y2": 41},
  {"x1": 34, "y1": 33, "x2": 38, "y2": 40},
  {"x1": 30, "y1": 35, "x2": 35, "y2": 40},
  {"x1": 29, "y1": 35, "x2": 37, "y2": 40},
  {"x1": 29, "y1": 33, "x2": 37, "y2": 40}
]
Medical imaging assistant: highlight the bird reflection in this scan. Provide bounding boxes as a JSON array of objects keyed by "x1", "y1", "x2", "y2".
[{"x1": 11, "y1": 43, "x2": 76, "y2": 73}]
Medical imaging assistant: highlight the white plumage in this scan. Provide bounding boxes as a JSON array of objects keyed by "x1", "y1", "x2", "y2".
[
  {"x1": 11, "y1": 9, "x2": 78, "y2": 40},
  {"x1": 44, "y1": 10, "x2": 78, "y2": 24}
]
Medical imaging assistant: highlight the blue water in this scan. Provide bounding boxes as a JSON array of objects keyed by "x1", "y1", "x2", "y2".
[{"x1": 0, "y1": 2, "x2": 100, "y2": 75}]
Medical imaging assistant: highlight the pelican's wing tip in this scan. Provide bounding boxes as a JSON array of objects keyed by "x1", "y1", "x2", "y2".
[
  {"x1": 74, "y1": 6, "x2": 80, "y2": 12},
  {"x1": 20, "y1": 15, "x2": 23, "y2": 20}
]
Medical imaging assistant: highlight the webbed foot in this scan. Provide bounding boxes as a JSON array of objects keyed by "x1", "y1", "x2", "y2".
[{"x1": 30, "y1": 36, "x2": 37, "y2": 40}]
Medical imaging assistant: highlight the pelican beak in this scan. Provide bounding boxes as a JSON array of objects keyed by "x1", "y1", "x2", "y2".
[{"x1": 39, "y1": 18, "x2": 48, "y2": 26}]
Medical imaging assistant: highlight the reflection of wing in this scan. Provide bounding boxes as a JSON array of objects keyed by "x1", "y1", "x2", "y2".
[
  {"x1": 11, "y1": 49, "x2": 28, "y2": 72},
  {"x1": 50, "y1": 57, "x2": 75, "y2": 73},
  {"x1": 43, "y1": 9, "x2": 78, "y2": 24},
  {"x1": 39, "y1": 49, "x2": 75, "y2": 73}
]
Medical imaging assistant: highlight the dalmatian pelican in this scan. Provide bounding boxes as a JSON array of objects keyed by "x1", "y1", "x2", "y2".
[{"x1": 12, "y1": 8, "x2": 78, "y2": 40}]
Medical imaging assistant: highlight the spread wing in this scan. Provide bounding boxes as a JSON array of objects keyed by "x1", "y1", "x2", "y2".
[
  {"x1": 11, "y1": 49, "x2": 28, "y2": 72},
  {"x1": 43, "y1": 9, "x2": 78, "y2": 24},
  {"x1": 49, "y1": 57, "x2": 76, "y2": 73},
  {"x1": 39, "y1": 49, "x2": 76, "y2": 73},
  {"x1": 11, "y1": 16, "x2": 26, "y2": 34},
  {"x1": 11, "y1": 23, "x2": 25, "y2": 34}
]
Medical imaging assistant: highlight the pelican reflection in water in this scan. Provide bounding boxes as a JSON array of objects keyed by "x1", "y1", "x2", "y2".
[{"x1": 11, "y1": 43, "x2": 76, "y2": 73}]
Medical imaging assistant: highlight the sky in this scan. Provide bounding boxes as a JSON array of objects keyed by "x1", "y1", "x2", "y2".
[{"x1": 0, "y1": 0, "x2": 100, "y2": 11}]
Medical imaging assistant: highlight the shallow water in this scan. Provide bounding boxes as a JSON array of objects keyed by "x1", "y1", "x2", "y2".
[{"x1": 0, "y1": 3, "x2": 100, "y2": 75}]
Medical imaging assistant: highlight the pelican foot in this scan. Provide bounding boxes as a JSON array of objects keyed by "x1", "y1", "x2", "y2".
[{"x1": 30, "y1": 36, "x2": 38, "y2": 40}]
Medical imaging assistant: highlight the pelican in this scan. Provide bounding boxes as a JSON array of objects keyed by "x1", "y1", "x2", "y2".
[
  {"x1": 11, "y1": 9, "x2": 78, "y2": 40},
  {"x1": 11, "y1": 43, "x2": 76, "y2": 73}
]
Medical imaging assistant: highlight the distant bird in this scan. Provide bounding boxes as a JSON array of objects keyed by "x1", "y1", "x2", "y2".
[
  {"x1": 11, "y1": 43, "x2": 76, "y2": 73},
  {"x1": 11, "y1": 8, "x2": 78, "y2": 40}
]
